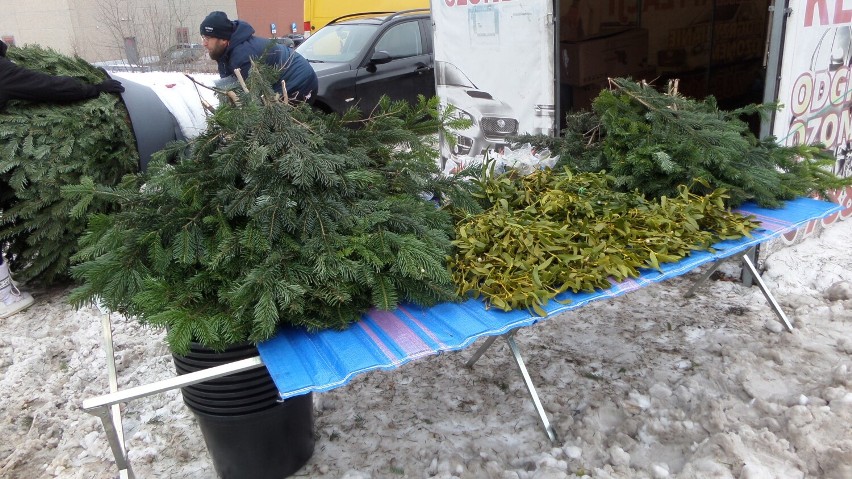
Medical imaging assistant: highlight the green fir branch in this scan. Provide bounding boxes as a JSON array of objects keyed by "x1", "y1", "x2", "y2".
[
  {"x1": 70, "y1": 63, "x2": 473, "y2": 353},
  {"x1": 514, "y1": 77, "x2": 852, "y2": 208}
]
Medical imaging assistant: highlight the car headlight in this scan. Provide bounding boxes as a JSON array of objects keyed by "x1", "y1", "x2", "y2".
[{"x1": 451, "y1": 108, "x2": 475, "y2": 124}]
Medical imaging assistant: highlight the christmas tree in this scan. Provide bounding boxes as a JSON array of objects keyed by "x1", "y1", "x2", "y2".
[{"x1": 0, "y1": 45, "x2": 138, "y2": 283}]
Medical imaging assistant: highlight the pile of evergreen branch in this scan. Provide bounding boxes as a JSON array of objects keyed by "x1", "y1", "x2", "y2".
[
  {"x1": 515, "y1": 78, "x2": 851, "y2": 208},
  {"x1": 0, "y1": 45, "x2": 138, "y2": 283},
  {"x1": 66, "y1": 67, "x2": 474, "y2": 354}
]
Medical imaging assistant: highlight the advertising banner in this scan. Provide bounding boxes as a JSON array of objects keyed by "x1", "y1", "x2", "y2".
[
  {"x1": 771, "y1": 0, "x2": 852, "y2": 221},
  {"x1": 431, "y1": 0, "x2": 556, "y2": 173}
]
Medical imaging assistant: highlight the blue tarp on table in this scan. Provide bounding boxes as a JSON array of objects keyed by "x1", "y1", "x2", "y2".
[{"x1": 258, "y1": 197, "x2": 842, "y2": 398}]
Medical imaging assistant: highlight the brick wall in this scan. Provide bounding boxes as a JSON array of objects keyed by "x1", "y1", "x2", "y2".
[{"x1": 236, "y1": 0, "x2": 303, "y2": 39}]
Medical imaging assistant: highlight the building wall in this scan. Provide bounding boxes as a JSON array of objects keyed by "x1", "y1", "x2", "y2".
[
  {"x1": 0, "y1": 0, "x2": 305, "y2": 63},
  {"x1": 236, "y1": 0, "x2": 303, "y2": 39},
  {"x1": 0, "y1": 0, "x2": 240, "y2": 62},
  {"x1": 0, "y1": 0, "x2": 75, "y2": 52}
]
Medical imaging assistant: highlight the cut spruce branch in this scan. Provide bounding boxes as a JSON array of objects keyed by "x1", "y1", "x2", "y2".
[
  {"x1": 66, "y1": 63, "x2": 476, "y2": 354},
  {"x1": 513, "y1": 77, "x2": 852, "y2": 208}
]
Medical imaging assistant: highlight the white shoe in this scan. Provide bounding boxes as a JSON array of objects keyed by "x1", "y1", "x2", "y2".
[
  {"x1": 1, "y1": 262, "x2": 35, "y2": 318},
  {"x1": 1, "y1": 289, "x2": 34, "y2": 318},
  {"x1": 0, "y1": 258, "x2": 25, "y2": 287}
]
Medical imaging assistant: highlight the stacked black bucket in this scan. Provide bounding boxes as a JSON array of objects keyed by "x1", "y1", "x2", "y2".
[{"x1": 173, "y1": 342, "x2": 315, "y2": 479}]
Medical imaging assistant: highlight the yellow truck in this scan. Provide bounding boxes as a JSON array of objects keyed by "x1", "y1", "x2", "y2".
[{"x1": 303, "y1": 0, "x2": 430, "y2": 34}]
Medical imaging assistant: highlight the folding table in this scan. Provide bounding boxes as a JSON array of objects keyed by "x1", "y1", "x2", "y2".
[{"x1": 81, "y1": 197, "x2": 841, "y2": 479}]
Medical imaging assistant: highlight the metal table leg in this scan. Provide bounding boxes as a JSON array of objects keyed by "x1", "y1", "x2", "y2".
[
  {"x1": 740, "y1": 244, "x2": 760, "y2": 287},
  {"x1": 741, "y1": 253, "x2": 794, "y2": 332},
  {"x1": 684, "y1": 247, "x2": 793, "y2": 332},
  {"x1": 465, "y1": 335, "x2": 498, "y2": 368},
  {"x1": 83, "y1": 353, "x2": 264, "y2": 477},
  {"x1": 97, "y1": 313, "x2": 135, "y2": 479},
  {"x1": 684, "y1": 259, "x2": 724, "y2": 298},
  {"x1": 88, "y1": 405, "x2": 135, "y2": 479},
  {"x1": 504, "y1": 333, "x2": 559, "y2": 443},
  {"x1": 466, "y1": 332, "x2": 558, "y2": 443}
]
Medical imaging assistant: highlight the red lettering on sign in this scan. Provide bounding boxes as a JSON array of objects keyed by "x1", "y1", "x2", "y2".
[
  {"x1": 836, "y1": 0, "x2": 852, "y2": 23},
  {"x1": 804, "y1": 0, "x2": 829, "y2": 26},
  {"x1": 804, "y1": 0, "x2": 852, "y2": 26}
]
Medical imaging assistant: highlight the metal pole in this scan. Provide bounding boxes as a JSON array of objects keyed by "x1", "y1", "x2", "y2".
[
  {"x1": 553, "y1": 0, "x2": 561, "y2": 135},
  {"x1": 83, "y1": 356, "x2": 265, "y2": 411},
  {"x1": 89, "y1": 405, "x2": 135, "y2": 479},
  {"x1": 465, "y1": 332, "x2": 558, "y2": 442},
  {"x1": 760, "y1": 0, "x2": 791, "y2": 139},
  {"x1": 504, "y1": 334, "x2": 559, "y2": 443},
  {"x1": 705, "y1": 0, "x2": 717, "y2": 93},
  {"x1": 684, "y1": 259, "x2": 725, "y2": 298},
  {"x1": 465, "y1": 335, "x2": 499, "y2": 368},
  {"x1": 741, "y1": 253, "x2": 794, "y2": 332},
  {"x1": 684, "y1": 250, "x2": 794, "y2": 332},
  {"x1": 98, "y1": 313, "x2": 134, "y2": 478}
]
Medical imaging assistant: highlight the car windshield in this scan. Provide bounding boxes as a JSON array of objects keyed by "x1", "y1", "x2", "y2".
[
  {"x1": 298, "y1": 24, "x2": 379, "y2": 63},
  {"x1": 435, "y1": 62, "x2": 476, "y2": 88}
]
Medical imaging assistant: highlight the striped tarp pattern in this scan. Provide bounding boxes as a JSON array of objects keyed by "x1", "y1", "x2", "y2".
[{"x1": 258, "y1": 197, "x2": 842, "y2": 398}]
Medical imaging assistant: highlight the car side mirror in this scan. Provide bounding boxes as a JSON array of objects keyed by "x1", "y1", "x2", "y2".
[{"x1": 370, "y1": 51, "x2": 392, "y2": 65}]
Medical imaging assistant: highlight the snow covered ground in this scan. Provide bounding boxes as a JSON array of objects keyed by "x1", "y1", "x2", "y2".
[{"x1": 1, "y1": 214, "x2": 850, "y2": 479}]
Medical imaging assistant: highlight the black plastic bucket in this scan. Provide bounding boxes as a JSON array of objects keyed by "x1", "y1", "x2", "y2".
[
  {"x1": 192, "y1": 393, "x2": 315, "y2": 479},
  {"x1": 174, "y1": 363, "x2": 278, "y2": 396},
  {"x1": 181, "y1": 391, "x2": 282, "y2": 416},
  {"x1": 178, "y1": 382, "x2": 280, "y2": 401},
  {"x1": 173, "y1": 342, "x2": 315, "y2": 478}
]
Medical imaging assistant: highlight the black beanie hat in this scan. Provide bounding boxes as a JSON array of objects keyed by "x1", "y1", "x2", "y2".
[{"x1": 200, "y1": 11, "x2": 233, "y2": 40}]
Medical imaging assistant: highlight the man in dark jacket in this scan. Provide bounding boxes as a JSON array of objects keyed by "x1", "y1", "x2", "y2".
[
  {"x1": 0, "y1": 39, "x2": 124, "y2": 318},
  {"x1": 0, "y1": 40, "x2": 124, "y2": 111},
  {"x1": 200, "y1": 11, "x2": 318, "y2": 103}
]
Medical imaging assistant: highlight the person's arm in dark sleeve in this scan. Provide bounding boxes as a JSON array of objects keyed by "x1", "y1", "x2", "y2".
[
  {"x1": 226, "y1": 44, "x2": 253, "y2": 83},
  {"x1": 0, "y1": 57, "x2": 123, "y2": 107}
]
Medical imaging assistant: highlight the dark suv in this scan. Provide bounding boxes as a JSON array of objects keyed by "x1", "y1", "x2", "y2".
[{"x1": 296, "y1": 10, "x2": 434, "y2": 115}]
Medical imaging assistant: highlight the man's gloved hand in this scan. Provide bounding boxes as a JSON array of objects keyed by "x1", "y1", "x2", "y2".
[{"x1": 96, "y1": 79, "x2": 125, "y2": 94}]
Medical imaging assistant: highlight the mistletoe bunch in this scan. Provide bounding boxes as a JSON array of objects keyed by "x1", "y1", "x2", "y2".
[{"x1": 450, "y1": 165, "x2": 758, "y2": 314}]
